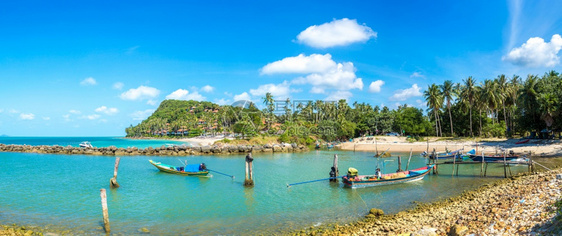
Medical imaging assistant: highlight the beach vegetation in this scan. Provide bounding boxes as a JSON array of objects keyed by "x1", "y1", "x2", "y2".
[{"x1": 126, "y1": 71, "x2": 562, "y2": 142}]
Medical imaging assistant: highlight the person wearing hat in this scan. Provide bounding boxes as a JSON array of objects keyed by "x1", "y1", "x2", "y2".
[{"x1": 375, "y1": 168, "x2": 382, "y2": 179}]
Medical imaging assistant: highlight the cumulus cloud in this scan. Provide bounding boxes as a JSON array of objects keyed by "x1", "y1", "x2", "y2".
[
  {"x1": 95, "y1": 106, "x2": 119, "y2": 115},
  {"x1": 261, "y1": 54, "x2": 337, "y2": 75},
  {"x1": 368, "y1": 80, "x2": 385, "y2": 93},
  {"x1": 120, "y1": 86, "x2": 160, "y2": 101},
  {"x1": 503, "y1": 34, "x2": 562, "y2": 67},
  {"x1": 214, "y1": 98, "x2": 231, "y2": 105},
  {"x1": 296, "y1": 18, "x2": 377, "y2": 48},
  {"x1": 80, "y1": 77, "x2": 97, "y2": 86},
  {"x1": 293, "y1": 61, "x2": 363, "y2": 93},
  {"x1": 20, "y1": 113, "x2": 35, "y2": 120},
  {"x1": 201, "y1": 85, "x2": 215, "y2": 93},
  {"x1": 326, "y1": 91, "x2": 353, "y2": 101},
  {"x1": 131, "y1": 109, "x2": 155, "y2": 121},
  {"x1": 113, "y1": 82, "x2": 124, "y2": 90},
  {"x1": 389, "y1": 84, "x2": 422, "y2": 101},
  {"x1": 165, "y1": 89, "x2": 205, "y2": 101},
  {"x1": 147, "y1": 100, "x2": 157, "y2": 106},
  {"x1": 234, "y1": 92, "x2": 251, "y2": 101},
  {"x1": 249, "y1": 81, "x2": 293, "y2": 99}
]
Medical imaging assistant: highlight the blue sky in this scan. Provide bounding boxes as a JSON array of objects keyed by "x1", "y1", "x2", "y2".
[{"x1": 1, "y1": 0, "x2": 562, "y2": 136}]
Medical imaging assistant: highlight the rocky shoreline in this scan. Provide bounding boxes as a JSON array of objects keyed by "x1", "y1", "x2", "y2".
[
  {"x1": 0, "y1": 143, "x2": 308, "y2": 156},
  {"x1": 302, "y1": 169, "x2": 562, "y2": 235}
]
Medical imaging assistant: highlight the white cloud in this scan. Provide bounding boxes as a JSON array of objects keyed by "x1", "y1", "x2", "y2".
[
  {"x1": 249, "y1": 81, "x2": 293, "y2": 99},
  {"x1": 293, "y1": 61, "x2": 363, "y2": 92},
  {"x1": 42, "y1": 117, "x2": 51, "y2": 120},
  {"x1": 81, "y1": 114, "x2": 101, "y2": 120},
  {"x1": 503, "y1": 34, "x2": 562, "y2": 67},
  {"x1": 296, "y1": 18, "x2": 377, "y2": 48},
  {"x1": 131, "y1": 109, "x2": 155, "y2": 121},
  {"x1": 165, "y1": 89, "x2": 205, "y2": 101},
  {"x1": 214, "y1": 98, "x2": 231, "y2": 105},
  {"x1": 95, "y1": 106, "x2": 119, "y2": 115},
  {"x1": 120, "y1": 86, "x2": 160, "y2": 101},
  {"x1": 9, "y1": 109, "x2": 19, "y2": 114},
  {"x1": 20, "y1": 113, "x2": 35, "y2": 120},
  {"x1": 201, "y1": 85, "x2": 215, "y2": 93},
  {"x1": 368, "y1": 80, "x2": 385, "y2": 93},
  {"x1": 113, "y1": 82, "x2": 124, "y2": 90},
  {"x1": 69, "y1": 110, "x2": 81, "y2": 115},
  {"x1": 326, "y1": 91, "x2": 353, "y2": 101},
  {"x1": 63, "y1": 114, "x2": 71, "y2": 122},
  {"x1": 233, "y1": 92, "x2": 251, "y2": 101},
  {"x1": 261, "y1": 53, "x2": 337, "y2": 75},
  {"x1": 389, "y1": 84, "x2": 423, "y2": 101},
  {"x1": 410, "y1": 72, "x2": 424, "y2": 78},
  {"x1": 80, "y1": 77, "x2": 97, "y2": 86}
]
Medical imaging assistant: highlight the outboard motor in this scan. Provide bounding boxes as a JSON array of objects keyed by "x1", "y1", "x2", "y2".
[{"x1": 199, "y1": 163, "x2": 207, "y2": 170}]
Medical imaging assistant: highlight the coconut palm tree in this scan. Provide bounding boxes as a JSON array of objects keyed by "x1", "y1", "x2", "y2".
[
  {"x1": 441, "y1": 80, "x2": 455, "y2": 136},
  {"x1": 460, "y1": 76, "x2": 476, "y2": 136},
  {"x1": 424, "y1": 84, "x2": 443, "y2": 136}
]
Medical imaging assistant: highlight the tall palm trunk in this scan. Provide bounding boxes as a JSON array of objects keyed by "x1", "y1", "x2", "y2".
[
  {"x1": 433, "y1": 111, "x2": 439, "y2": 136},
  {"x1": 479, "y1": 109, "x2": 483, "y2": 136},
  {"x1": 469, "y1": 107, "x2": 473, "y2": 137},
  {"x1": 448, "y1": 106, "x2": 453, "y2": 136}
]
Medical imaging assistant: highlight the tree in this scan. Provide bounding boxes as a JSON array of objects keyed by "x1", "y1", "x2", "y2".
[
  {"x1": 441, "y1": 80, "x2": 455, "y2": 136},
  {"x1": 460, "y1": 76, "x2": 477, "y2": 136},
  {"x1": 424, "y1": 84, "x2": 443, "y2": 136}
]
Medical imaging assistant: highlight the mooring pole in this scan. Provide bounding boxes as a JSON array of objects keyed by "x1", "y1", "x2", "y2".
[
  {"x1": 452, "y1": 152, "x2": 456, "y2": 177},
  {"x1": 110, "y1": 157, "x2": 120, "y2": 188},
  {"x1": 330, "y1": 154, "x2": 339, "y2": 182},
  {"x1": 480, "y1": 152, "x2": 485, "y2": 177},
  {"x1": 397, "y1": 156, "x2": 403, "y2": 172},
  {"x1": 100, "y1": 189, "x2": 110, "y2": 233},
  {"x1": 244, "y1": 153, "x2": 254, "y2": 186},
  {"x1": 406, "y1": 148, "x2": 412, "y2": 171}
]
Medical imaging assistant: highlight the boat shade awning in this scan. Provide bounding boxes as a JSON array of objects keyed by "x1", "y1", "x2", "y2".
[{"x1": 185, "y1": 164, "x2": 201, "y2": 172}]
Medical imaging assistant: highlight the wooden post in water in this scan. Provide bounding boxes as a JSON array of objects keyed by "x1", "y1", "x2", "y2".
[
  {"x1": 244, "y1": 153, "x2": 254, "y2": 186},
  {"x1": 405, "y1": 148, "x2": 412, "y2": 171},
  {"x1": 100, "y1": 189, "x2": 110, "y2": 233},
  {"x1": 110, "y1": 157, "x2": 120, "y2": 188},
  {"x1": 426, "y1": 136, "x2": 429, "y2": 154},
  {"x1": 452, "y1": 152, "x2": 456, "y2": 176},
  {"x1": 375, "y1": 137, "x2": 378, "y2": 156},
  {"x1": 432, "y1": 148, "x2": 436, "y2": 174},
  {"x1": 397, "y1": 156, "x2": 403, "y2": 172}
]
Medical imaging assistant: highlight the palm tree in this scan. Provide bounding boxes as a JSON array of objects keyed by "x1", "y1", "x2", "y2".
[
  {"x1": 262, "y1": 92, "x2": 274, "y2": 130},
  {"x1": 496, "y1": 75, "x2": 509, "y2": 131},
  {"x1": 460, "y1": 76, "x2": 476, "y2": 136},
  {"x1": 441, "y1": 80, "x2": 455, "y2": 136},
  {"x1": 424, "y1": 84, "x2": 443, "y2": 136},
  {"x1": 481, "y1": 79, "x2": 503, "y2": 124}
]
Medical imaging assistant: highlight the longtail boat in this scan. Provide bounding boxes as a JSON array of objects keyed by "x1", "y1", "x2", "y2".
[
  {"x1": 429, "y1": 149, "x2": 462, "y2": 160},
  {"x1": 468, "y1": 154, "x2": 520, "y2": 162},
  {"x1": 149, "y1": 160, "x2": 209, "y2": 176},
  {"x1": 342, "y1": 165, "x2": 434, "y2": 188}
]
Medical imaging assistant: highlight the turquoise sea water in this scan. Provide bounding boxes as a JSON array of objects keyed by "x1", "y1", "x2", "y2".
[
  {"x1": 0, "y1": 136, "x2": 187, "y2": 149},
  {"x1": 0, "y1": 138, "x2": 530, "y2": 235}
]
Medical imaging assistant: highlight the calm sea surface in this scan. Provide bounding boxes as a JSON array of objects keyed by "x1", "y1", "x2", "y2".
[
  {"x1": 0, "y1": 137, "x2": 530, "y2": 235},
  {"x1": 0, "y1": 136, "x2": 187, "y2": 149}
]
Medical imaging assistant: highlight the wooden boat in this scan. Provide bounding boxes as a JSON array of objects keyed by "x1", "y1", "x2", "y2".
[
  {"x1": 468, "y1": 154, "x2": 519, "y2": 162},
  {"x1": 515, "y1": 139, "x2": 530, "y2": 144},
  {"x1": 149, "y1": 160, "x2": 209, "y2": 176},
  {"x1": 429, "y1": 149, "x2": 462, "y2": 160},
  {"x1": 342, "y1": 165, "x2": 434, "y2": 188}
]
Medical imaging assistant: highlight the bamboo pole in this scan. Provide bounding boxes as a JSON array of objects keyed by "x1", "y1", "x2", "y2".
[
  {"x1": 100, "y1": 189, "x2": 110, "y2": 233},
  {"x1": 110, "y1": 157, "x2": 120, "y2": 188},
  {"x1": 397, "y1": 156, "x2": 403, "y2": 172},
  {"x1": 452, "y1": 152, "x2": 456, "y2": 176},
  {"x1": 503, "y1": 151, "x2": 507, "y2": 178}
]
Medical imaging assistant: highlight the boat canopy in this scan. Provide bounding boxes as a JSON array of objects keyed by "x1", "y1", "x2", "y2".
[{"x1": 184, "y1": 164, "x2": 202, "y2": 172}]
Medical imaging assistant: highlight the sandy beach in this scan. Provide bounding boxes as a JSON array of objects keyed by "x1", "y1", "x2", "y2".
[{"x1": 338, "y1": 136, "x2": 562, "y2": 157}]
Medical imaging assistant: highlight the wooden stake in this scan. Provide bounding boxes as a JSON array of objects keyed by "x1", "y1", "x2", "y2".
[
  {"x1": 330, "y1": 154, "x2": 339, "y2": 182},
  {"x1": 110, "y1": 157, "x2": 120, "y2": 188},
  {"x1": 100, "y1": 189, "x2": 110, "y2": 233},
  {"x1": 244, "y1": 153, "x2": 254, "y2": 186},
  {"x1": 452, "y1": 152, "x2": 456, "y2": 176},
  {"x1": 503, "y1": 151, "x2": 507, "y2": 178},
  {"x1": 397, "y1": 156, "x2": 403, "y2": 172},
  {"x1": 405, "y1": 148, "x2": 412, "y2": 171}
]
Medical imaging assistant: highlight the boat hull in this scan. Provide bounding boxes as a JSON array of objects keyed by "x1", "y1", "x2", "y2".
[
  {"x1": 342, "y1": 165, "x2": 433, "y2": 189},
  {"x1": 149, "y1": 160, "x2": 209, "y2": 176},
  {"x1": 468, "y1": 155, "x2": 519, "y2": 162}
]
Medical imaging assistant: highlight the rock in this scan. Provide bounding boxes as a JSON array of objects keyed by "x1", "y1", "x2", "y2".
[
  {"x1": 138, "y1": 227, "x2": 150, "y2": 233},
  {"x1": 369, "y1": 208, "x2": 384, "y2": 216},
  {"x1": 556, "y1": 174, "x2": 562, "y2": 180},
  {"x1": 413, "y1": 227, "x2": 438, "y2": 236},
  {"x1": 447, "y1": 225, "x2": 468, "y2": 236}
]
